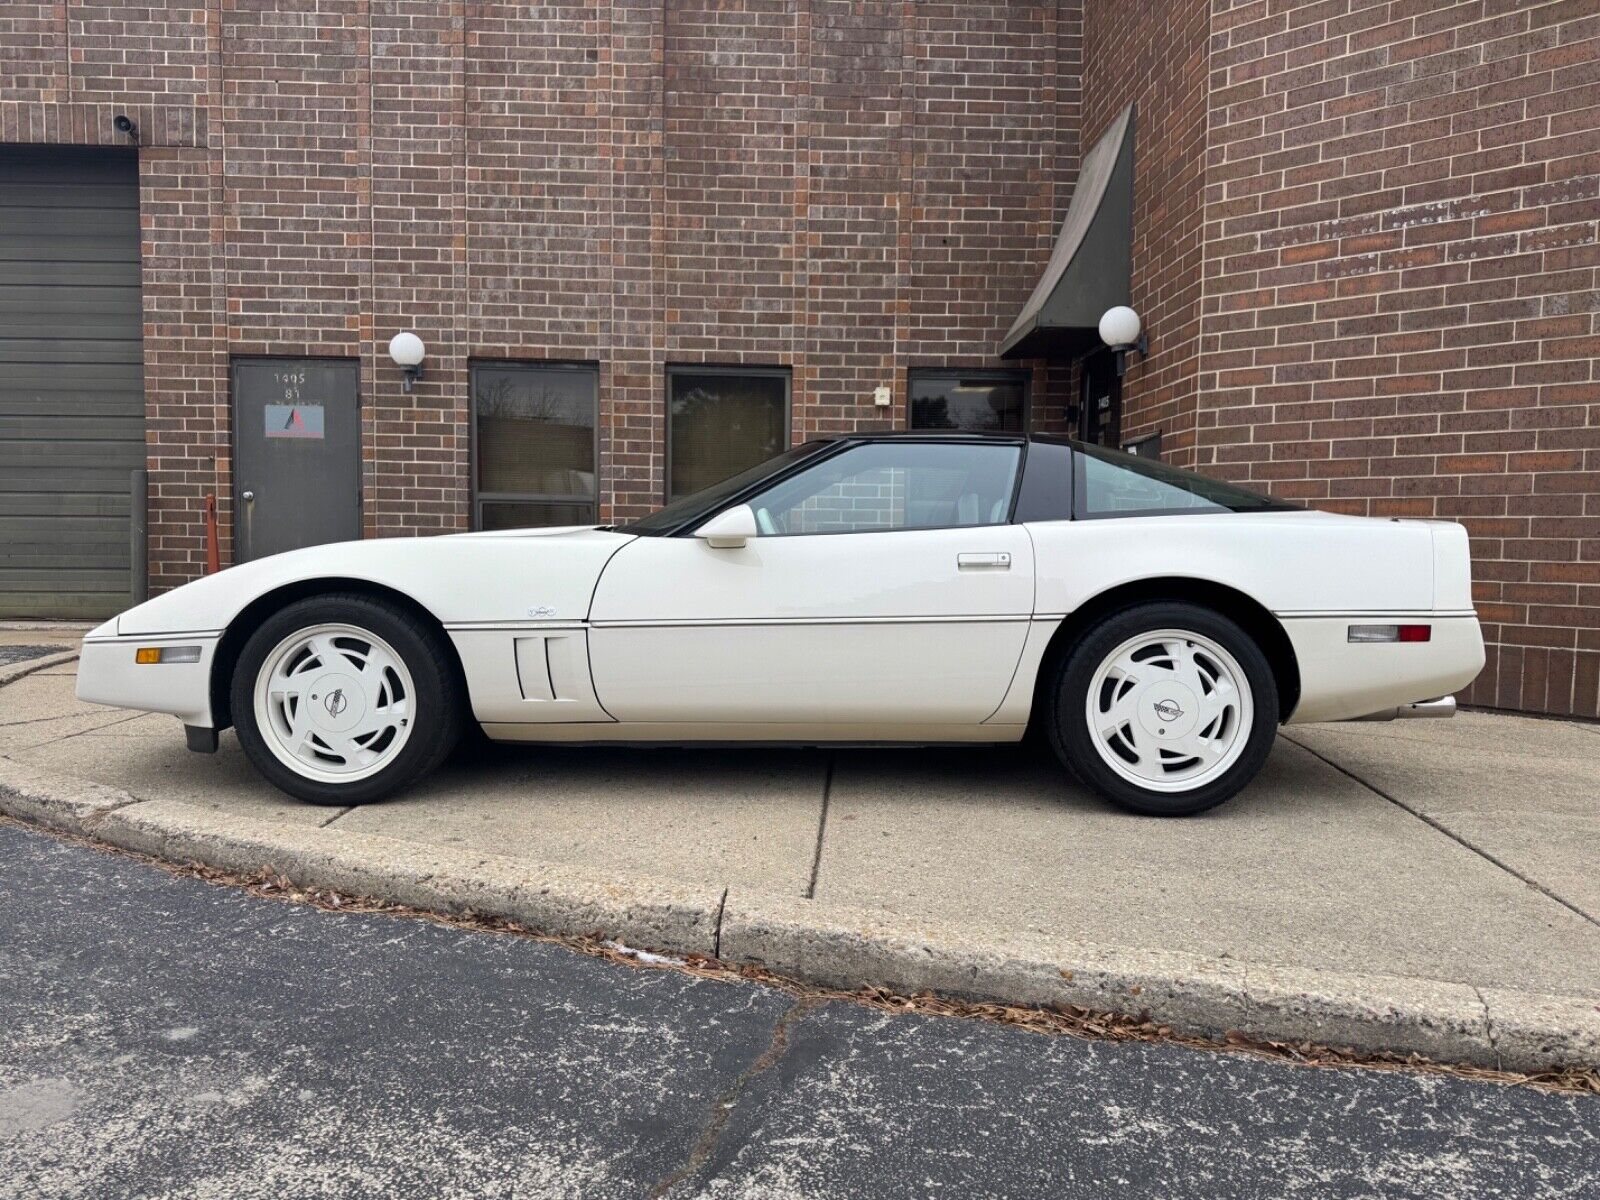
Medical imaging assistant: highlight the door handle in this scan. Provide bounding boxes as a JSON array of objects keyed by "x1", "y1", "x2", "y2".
[{"x1": 957, "y1": 552, "x2": 1011, "y2": 570}]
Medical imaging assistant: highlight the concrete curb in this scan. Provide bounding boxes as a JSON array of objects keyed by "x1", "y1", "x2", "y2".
[
  {"x1": 0, "y1": 648, "x2": 80, "y2": 689},
  {"x1": 1, "y1": 752, "x2": 1595, "y2": 1073}
]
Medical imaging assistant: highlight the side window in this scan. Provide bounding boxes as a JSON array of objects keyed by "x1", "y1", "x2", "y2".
[
  {"x1": 746, "y1": 442, "x2": 1022, "y2": 536},
  {"x1": 1073, "y1": 442, "x2": 1294, "y2": 518}
]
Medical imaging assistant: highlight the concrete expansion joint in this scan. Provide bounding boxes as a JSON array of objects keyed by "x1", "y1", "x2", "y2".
[
  {"x1": 1282, "y1": 732, "x2": 1600, "y2": 932},
  {"x1": 647, "y1": 995, "x2": 817, "y2": 1198},
  {"x1": 712, "y1": 886, "x2": 729, "y2": 959},
  {"x1": 1473, "y1": 986, "x2": 1502, "y2": 1070}
]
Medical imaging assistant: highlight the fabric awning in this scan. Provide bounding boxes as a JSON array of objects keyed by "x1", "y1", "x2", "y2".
[{"x1": 1000, "y1": 104, "x2": 1135, "y2": 359}]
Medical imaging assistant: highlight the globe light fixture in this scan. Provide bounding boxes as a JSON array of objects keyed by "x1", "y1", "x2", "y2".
[
  {"x1": 1098, "y1": 306, "x2": 1146, "y2": 378},
  {"x1": 1098, "y1": 305, "x2": 1144, "y2": 351},
  {"x1": 388, "y1": 331, "x2": 426, "y2": 392}
]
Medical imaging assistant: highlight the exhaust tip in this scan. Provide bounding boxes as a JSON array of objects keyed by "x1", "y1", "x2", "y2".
[{"x1": 1353, "y1": 696, "x2": 1457, "y2": 722}]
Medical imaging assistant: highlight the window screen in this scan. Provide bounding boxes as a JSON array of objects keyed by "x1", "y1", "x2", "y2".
[
  {"x1": 668, "y1": 368, "x2": 789, "y2": 499},
  {"x1": 472, "y1": 363, "x2": 597, "y2": 529},
  {"x1": 909, "y1": 371, "x2": 1027, "y2": 433}
]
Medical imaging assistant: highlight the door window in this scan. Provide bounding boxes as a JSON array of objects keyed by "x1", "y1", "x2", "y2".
[
  {"x1": 745, "y1": 441, "x2": 1021, "y2": 536},
  {"x1": 472, "y1": 362, "x2": 597, "y2": 529}
]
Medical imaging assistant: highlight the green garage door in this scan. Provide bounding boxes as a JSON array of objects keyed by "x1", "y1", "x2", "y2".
[{"x1": 0, "y1": 146, "x2": 144, "y2": 619}]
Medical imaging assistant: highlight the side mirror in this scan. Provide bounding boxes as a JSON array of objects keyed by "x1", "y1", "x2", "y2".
[{"x1": 694, "y1": 504, "x2": 758, "y2": 549}]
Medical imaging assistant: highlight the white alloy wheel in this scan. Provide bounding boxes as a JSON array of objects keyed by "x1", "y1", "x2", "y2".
[
  {"x1": 252, "y1": 623, "x2": 417, "y2": 784},
  {"x1": 1083, "y1": 627, "x2": 1255, "y2": 794}
]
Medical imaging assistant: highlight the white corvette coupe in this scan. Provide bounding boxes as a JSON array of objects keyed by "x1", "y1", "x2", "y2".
[{"x1": 78, "y1": 434, "x2": 1484, "y2": 816}]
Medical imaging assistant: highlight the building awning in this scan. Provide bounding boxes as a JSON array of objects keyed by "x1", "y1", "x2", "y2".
[{"x1": 1000, "y1": 104, "x2": 1135, "y2": 359}]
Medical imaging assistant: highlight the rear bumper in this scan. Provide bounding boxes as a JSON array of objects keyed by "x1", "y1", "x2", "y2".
[
  {"x1": 1282, "y1": 614, "x2": 1484, "y2": 724},
  {"x1": 76, "y1": 634, "x2": 220, "y2": 728}
]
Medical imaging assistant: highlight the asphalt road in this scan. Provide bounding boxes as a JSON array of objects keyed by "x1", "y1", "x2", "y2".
[{"x1": 0, "y1": 821, "x2": 1594, "y2": 1200}]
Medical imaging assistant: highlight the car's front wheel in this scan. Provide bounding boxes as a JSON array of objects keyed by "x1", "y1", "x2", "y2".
[
  {"x1": 231, "y1": 594, "x2": 463, "y2": 806},
  {"x1": 1048, "y1": 602, "x2": 1278, "y2": 816}
]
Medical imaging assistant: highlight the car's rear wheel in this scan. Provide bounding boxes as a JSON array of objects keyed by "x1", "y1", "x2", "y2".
[
  {"x1": 1048, "y1": 602, "x2": 1277, "y2": 816},
  {"x1": 231, "y1": 594, "x2": 463, "y2": 806}
]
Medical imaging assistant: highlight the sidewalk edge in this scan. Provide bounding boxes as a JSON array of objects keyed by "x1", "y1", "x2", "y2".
[{"x1": 1, "y1": 753, "x2": 1594, "y2": 1072}]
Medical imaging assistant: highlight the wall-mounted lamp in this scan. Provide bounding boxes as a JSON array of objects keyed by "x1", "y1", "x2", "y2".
[
  {"x1": 1098, "y1": 306, "x2": 1146, "y2": 377},
  {"x1": 113, "y1": 113, "x2": 139, "y2": 144},
  {"x1": 388, "y1": 331, "x2": 426, "y2": 392}
]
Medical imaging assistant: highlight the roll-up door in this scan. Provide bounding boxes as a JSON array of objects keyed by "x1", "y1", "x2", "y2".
[{"x1": 0, "y1": 145, "x2": 144, "y2": 618}]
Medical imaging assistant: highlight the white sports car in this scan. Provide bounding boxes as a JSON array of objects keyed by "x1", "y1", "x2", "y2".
[{"x1": 78, "y1": 434, "x2": 1484, "y2": 816}]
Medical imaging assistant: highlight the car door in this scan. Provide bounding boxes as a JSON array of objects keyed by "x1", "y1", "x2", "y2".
[{"x1": 587, "y1": 439, "x2": 1035, "y2": 728}]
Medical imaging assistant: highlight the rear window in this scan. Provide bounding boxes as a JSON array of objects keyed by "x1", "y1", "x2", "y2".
[{"x1": 1074, "y1": 443, "x2": 1296, "y2": 518}]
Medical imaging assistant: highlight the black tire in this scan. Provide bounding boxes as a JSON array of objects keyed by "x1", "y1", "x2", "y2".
[
  {"x1": 1047, "y1": 602, "x2": 1278, "y2": 817},
  {"x1": 230, "y1": 593, "x2": 464, "y2": 806}
]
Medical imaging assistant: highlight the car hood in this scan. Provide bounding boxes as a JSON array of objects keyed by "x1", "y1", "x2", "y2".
[{"x1": 105, "y1": 526, "x2": 637, "y2": 638}]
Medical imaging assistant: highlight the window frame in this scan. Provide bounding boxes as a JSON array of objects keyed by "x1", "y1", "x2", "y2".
[
  {"x1": 665, "y1": 363, "x2": 792, "y2": 503},
  {"x1": 469, "y1": 359, "x2": 601, "y2": 531},
  {"x1": 907, "y1": 368, "x2": 1031, "y2": 434}
]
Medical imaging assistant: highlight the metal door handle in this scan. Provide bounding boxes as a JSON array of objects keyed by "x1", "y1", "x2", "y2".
[
  {"x1": 243, "y1": 490, "x2": 255, "y2": 501},
  {"x1": 957, "y1": 552, "x2": 1011, "y2": 570}
]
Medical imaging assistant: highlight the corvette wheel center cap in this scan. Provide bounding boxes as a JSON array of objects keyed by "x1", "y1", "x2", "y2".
[
  {"x1": 307, "y1": 672, "x2": 366, "y2": 734},
  {"x1": 1137, "y1": 682, "x2": 1200, "y2": 740}
]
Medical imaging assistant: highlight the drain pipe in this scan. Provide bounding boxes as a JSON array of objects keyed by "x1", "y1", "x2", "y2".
[{"x1": 204, "y1": 492, "x2": 221, "y2": 574}]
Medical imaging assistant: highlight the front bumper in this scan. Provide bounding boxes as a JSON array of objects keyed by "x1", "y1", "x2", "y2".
[{"x1": 76, "y1": 633, "x2": 221, "y2": 728}]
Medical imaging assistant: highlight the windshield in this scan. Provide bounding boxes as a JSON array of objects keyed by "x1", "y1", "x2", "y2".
[
  {"x1": 1073, "y1": 441, "x2": 1297, "y2": 517},
  {"x1": 617, "y1": 441, "x2": 834, "y2": 535}
]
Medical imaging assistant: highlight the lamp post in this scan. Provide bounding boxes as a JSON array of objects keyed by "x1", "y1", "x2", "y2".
[{"x1": 388, "y1": 331, "x2": 426, "y2": 393}]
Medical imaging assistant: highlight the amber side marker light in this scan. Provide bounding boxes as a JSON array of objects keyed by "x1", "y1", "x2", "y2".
[
  {"x1": 135, "y1": 646, "x2": 202, "y2": 664},
  {"x1": 1348, "y1": 624, "x2": 1431, "y2": 643}
]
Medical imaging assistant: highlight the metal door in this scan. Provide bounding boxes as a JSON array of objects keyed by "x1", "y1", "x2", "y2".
[
  {"x1": 1078, "y1": 348, "x2": 1120, "y2": 446},
  {"x1": 232, "y1": 359, "x2": 360, "y2": 561},
  {"x1": 0, "y1": 146, "x2": 144, "y2": 618}
]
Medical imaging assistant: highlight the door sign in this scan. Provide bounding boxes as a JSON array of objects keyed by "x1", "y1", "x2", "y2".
[{"x1": 264, "y1": 403, "x2": 326, "y2": 439}]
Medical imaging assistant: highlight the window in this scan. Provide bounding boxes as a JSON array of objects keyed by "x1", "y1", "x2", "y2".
[
  {"x1": 1073, "y1": 441, "x2": 1296, "y2": 518},
  {"x1": 472, "y1": 362, "x2": 597, "y2": 530},
  {"x1": 747, "y1": 440, "x2": 1022, "y2": 536},
  {"x1": 909, "y1": 370, "x2": 1028, "y2": 432},
  {"x1": 668, "y1": 366, "x2": 789, "y2": 500},
  {"x1": 618, "y1": 441, "x2": 830, "y2": 537}
]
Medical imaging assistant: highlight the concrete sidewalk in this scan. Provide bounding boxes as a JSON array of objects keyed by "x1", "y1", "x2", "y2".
[{"x1": 2, "y1": 634, "x2": 1598, "y2": 1070}]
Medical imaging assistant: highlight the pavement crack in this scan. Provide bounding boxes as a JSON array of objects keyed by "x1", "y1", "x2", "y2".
[
  {"x1": 1285, "y1": 733, "x2": 1600, "y2": 930},
  {"x1": 80, "y1": 797, "x2": 146, "y2": 828},
  {"x1": 647, "y1": 996, "x2": 816, "y2": 1198},
  {"x1": 317, "y1": 806, "x2": 353, "y2": 828},
  {"x1": 804, "y1": 752, "x2": 835, "y2": 900},
  {"x1": 712, "y1": 886, "x2": 728, "y2": 959}
]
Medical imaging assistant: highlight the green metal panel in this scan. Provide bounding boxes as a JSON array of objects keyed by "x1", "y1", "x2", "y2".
[{"x1": 0, "y1": 146, "x2": 144, "y2": 619}]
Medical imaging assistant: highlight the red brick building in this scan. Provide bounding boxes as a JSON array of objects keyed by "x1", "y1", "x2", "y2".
[{"x1": 1, "y1": 1, "x2": 1596, "y2": 718}]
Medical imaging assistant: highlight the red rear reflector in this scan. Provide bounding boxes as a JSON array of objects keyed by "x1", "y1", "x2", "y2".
[{"x1": 1398, "y1": 624, "x2": 1431, "y2": 643}]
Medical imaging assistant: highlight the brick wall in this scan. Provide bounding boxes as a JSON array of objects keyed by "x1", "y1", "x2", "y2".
[
  {"x1": 0, "y1": 1, "x2": 1079, "y2": 553},
  {"x1": 1200, "y1": 0, "x2": 1600, "y2": 717},
  {"x1": 1082, "y1": 0, "x2": 1212, "y2": 465},
  {"x1": 7, "y1": 1, "x2": 1593, "y2": 718}
]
